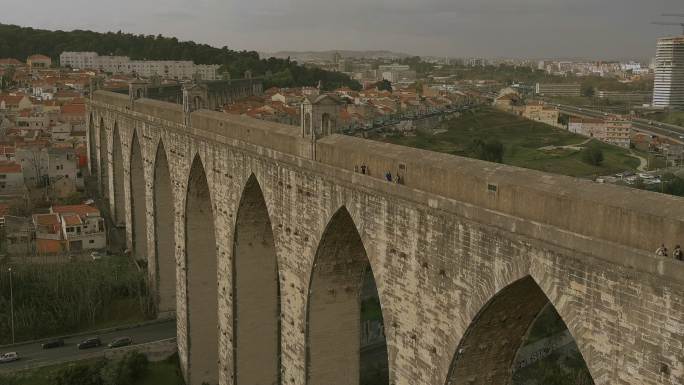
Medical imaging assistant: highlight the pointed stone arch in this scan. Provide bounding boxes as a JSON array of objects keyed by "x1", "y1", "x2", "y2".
[
  {"x1": 112, "y1": 122, "x2": 125, "y2": 226},
  {"x1": 130, "y1": 130, "x2": 147, "y2": 261},
  {"x1": 306, "y1": 207, "x2": 389, "y2": 385},
  {"x1": 232, "y1": 174, "x2": 280, "y2": 385},
  {"x1": 185, "y1": 154, "x2": 219, "y2": 385},
  {"x1": 444, "y1": 275, "x2": 595, "y2": 385},
  {"x1": 153, "y1": 140, "x2": 176, "y2": 315}
]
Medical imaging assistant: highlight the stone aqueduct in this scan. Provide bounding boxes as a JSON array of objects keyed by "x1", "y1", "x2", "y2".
[{"x1": 87, "y1": 90, "x2": 684, "y2": 385}]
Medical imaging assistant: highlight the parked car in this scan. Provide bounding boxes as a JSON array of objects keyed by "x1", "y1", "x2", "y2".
[
  {"x1": 77, "y1": 337, "x2": 101, "y2": 349},
  {"x1": 0, "y1": 352, "x2": 19, "y2": 363},
  {"x1": 42, "y1": 339, "x2": 65, "y2": 349},
  {"x1": 107, "y1": 337, "x2": 133, "y2": 349}
]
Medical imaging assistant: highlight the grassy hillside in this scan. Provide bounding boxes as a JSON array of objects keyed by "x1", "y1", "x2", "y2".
[
  {"x1": 376, "y1": 107, "x2": 641, "y2": 178},
  {"x1": 0, "y1": 23, "x2": 360, "y2": 90}
]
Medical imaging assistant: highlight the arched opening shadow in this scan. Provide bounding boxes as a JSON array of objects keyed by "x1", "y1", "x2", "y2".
[
  {"x1": 112, "y1": 123, "x2": 125, "y2": 226},
  {"x1": 185, "y1": 155, "x2": 218, "y2": 385},
  {"x1": 99, "y1": 118, "x2": 108, "y2": 197},
  {"x1": 89, "y1": 113, "x2": 97, "y2": 175},
  {"x1": 306, "y1": 207, "x2": 389, "y2": 385},
  {"x1": 130, "y1": 131, "x2": 147, "y2": 262},
  {"x1": 445, "y1": 276, "x2": 594, "y2": 385},
  {"x1": 154, "y1": 141, "x2": 176, "y2": 315},
  {"x1": 232, "y1": 174, "x2": 280, "y2": 385}
]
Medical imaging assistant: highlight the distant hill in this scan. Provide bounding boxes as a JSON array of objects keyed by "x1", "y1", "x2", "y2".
[
  {"x1": 264, "y1": 50, "x2": 413, "y2": 62},
  {"x1": 0, "y1": 23, "x2": 361, "y2": 90}
]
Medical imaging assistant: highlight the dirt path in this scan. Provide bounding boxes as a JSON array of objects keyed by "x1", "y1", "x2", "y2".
[
  {"x1": 628, "y1": 151, "x2": 648, "y2": 171},
  {"x1": 538, "y1": 138, "x2": 592, "y2": 151}
]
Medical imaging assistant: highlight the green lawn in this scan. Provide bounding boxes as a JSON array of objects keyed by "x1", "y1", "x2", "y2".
[{"x1": 377, "y1": 107, "x2": 641, "y2": 178}]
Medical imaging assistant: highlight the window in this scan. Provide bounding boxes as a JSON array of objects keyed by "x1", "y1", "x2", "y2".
[
  {"x1": 487, "y1": 183, "x2": 498, "y2": 193},
  {"x1": 89, "y1": 239, "x2": 94, "y2": 244}
]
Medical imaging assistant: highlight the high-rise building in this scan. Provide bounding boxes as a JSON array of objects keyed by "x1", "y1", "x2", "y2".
[{"x1": 652, "y1": 36, "x2": 684, "y2": 109}]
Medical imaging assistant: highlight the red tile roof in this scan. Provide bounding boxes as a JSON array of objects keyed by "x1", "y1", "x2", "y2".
[
  {"x1": 62, "y1": 214, "x2": 82, "y2": 226},
  {"x1": 27, "y1": 54, "x2": 51, "y2": 61},
  {"x1": 0, "y1": 162, "x2": 21, "y2": 173},
  {"x1": 0, "y1": 95, "x2": 26, "y2": 105},
  {"x1": 0, "y1": 58, "x2": 23, "y2": 66},
  {"x1": 34, "y1": 213, "x2": 60, "y2": 227},
  {"x1": 61, "y1": 104, "x2": 86, "y2": 115},
  {"x1": 52, "y1": 204, "x2": 100, "y2": 217}
]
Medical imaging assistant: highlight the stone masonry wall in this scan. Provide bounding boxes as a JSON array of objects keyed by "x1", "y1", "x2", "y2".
[{"x1": 89, "y1": 98, "x2": 684, "y2": 385}]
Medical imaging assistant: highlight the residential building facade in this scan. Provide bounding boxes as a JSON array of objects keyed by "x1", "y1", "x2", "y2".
[
  {"x1": 59, "y1": 52, "x2": 219, "y2": 80},
  {"x1": 535, "y1": 83, "x2": 581, "y2": 97},
  {"x1": 568, "y1": 116, "x2": 631, "y2": 148}
]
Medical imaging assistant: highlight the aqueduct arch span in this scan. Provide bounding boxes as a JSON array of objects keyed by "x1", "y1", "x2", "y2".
[{"x1": 88, "y1": 91, "x2": 684, "y2": 385}]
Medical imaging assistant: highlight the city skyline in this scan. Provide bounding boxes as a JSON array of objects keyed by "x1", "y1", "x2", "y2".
[{"x1": 2, "y1": 0, "x2": 683, "y2": 60}]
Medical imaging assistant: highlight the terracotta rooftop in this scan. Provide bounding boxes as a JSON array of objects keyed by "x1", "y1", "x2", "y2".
[
  {"x1": 27, "y1": 54, "x2": 51, "y2": 61},
  {"x1": 34, "y1": 213, "x2": 60, "y2": 226},
  {"x1": 61, "y1": 103, "x2": 86, "y2": 115},
  {"x1": 0, "y1": 58, "x2": 23, "y2": 66},
  {"x1": 0, "y1": 203, "x2": 9, "y2": 217},
  {"x1": 52, "y1": 204, "x2": 100, "y2": 217},
  {"x1": 62, "y1": 213, "x2": 82, "y2": 226},
  {"x1": 0, "y1": 162, "x2": 21, "y2": 173}
]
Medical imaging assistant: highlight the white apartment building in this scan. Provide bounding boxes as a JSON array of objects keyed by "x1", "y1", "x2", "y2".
[
  {"x1": 378, "y1": 64, "x2": 416, "y2": 84},
  {"x1": 652, "y1": 36, "x2": 684, "y2": 109},
  {"x1": 60, "y1": 52, "x2": 220, "y2": 80},
  {"x1": 568, "y1": 116, "x2": 631, "y2": 148}
]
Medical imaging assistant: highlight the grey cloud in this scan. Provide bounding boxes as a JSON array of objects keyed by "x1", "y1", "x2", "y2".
[{"x1": 2, "y1": 0, "x2": 683, "y2": 59}]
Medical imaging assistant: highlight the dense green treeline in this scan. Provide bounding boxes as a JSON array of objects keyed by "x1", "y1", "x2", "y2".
[
  {"x1": 0, "y1": 23, "x2": 360, "y2": 90},
  {"x1": 0, "y1": 258, "x2": 153, "y2": 344}
]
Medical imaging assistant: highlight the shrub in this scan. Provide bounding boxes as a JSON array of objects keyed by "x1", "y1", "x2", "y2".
[
  {"x1": 582, "y1": 146, "x2": 604, "y2": 166},
  {"x1": 101, "y1": 351, "x2": 149, "y2": 385},
  {"x1": 53, "y1": 359, "x2": 106, "y2": 385}
]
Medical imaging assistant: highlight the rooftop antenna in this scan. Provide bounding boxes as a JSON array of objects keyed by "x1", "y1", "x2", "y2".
[{"x1": 652, "y1": 13, "x2": 684, "y2": 35}]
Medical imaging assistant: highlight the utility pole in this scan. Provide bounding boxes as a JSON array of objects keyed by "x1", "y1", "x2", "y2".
[{"x1": 8, "y1": 267, "x2": 15, "y2": 344}]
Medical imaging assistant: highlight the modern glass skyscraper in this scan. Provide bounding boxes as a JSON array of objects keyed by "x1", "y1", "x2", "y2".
[{"x1": 653, "y1": 36, "x2": 684, "y2": 109}]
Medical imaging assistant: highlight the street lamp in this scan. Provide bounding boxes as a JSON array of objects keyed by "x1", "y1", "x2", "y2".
[{"x1": 8, "y1": 267, "x2": 15, "y2": 344}]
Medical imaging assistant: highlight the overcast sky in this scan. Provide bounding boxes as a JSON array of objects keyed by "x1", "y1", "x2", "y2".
[{"x1": 3, "y1": 0, "x2": 683, "y2": 59}]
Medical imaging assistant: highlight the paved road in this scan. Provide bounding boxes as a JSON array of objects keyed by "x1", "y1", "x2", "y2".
[
  {"x1": 556, "y1": 104, "x2": 684, "y2": 144},
  {"x1": 0, "y1": 320, "x2": 176, "y2": 372}
]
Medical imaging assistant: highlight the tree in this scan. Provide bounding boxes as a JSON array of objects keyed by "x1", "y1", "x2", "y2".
[
  {"x1": 582, "y1": 146, "x2": 604, "y2": 166},
  {"x1": 53, "y1": 359, "x2": 106, "y2": 385},
  {"x1": 469, "y1": 138, "x2": 504, "y2": 163},
  {"x1": 663, "y1": 175, "x2": 684, "y2": 197},
  {"x1": 0, "y1": 23, "x2": 361, "y2": 90},
  {"x1": 581, "y1": 85, "x2": 595, "y2": 98},
  {"x1": 376, "y1": 79, "x2": 392, "y2": 92}
]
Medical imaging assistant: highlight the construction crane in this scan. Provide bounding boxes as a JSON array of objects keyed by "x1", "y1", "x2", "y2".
[{"x1": 652, "y1": 13, "x2": 684, "y2": 35}]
